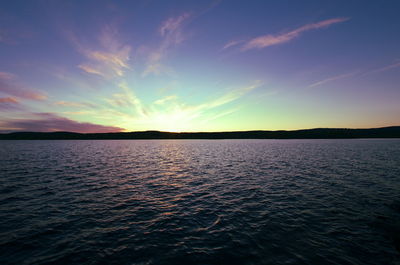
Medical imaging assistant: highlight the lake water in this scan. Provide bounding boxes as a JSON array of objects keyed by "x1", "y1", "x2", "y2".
[{"x1": 1, "y1": 139, "x2": 400, "y2": 265}]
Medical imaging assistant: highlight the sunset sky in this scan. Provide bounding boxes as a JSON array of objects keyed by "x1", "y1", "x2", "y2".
[{"x1": 1, "y1": 0, "x2": 399, "y2": 133}]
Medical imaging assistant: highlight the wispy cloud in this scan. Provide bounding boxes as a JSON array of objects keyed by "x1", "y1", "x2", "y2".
[
  {"x1": 79, "y1": 48, "x2": 130, "y2": 77},
  {"x1": 0, "y1": 113, "x2": 124, "y2": 133},
  {"x1": 195, "y1": 80, "x2": 262, "y2": 111},
  {"x1": 222, "y1": 40, "x2": 244, "y2": 50},
  {"x1": 69, "y1": 26, "x2": 131, "y2": 79},
  {"x1": 107, "y1": 93, "x2": 135, "y2": 108},
  {"x1": 141, "y1": 51, "x2": 172, "y2": 77},
  {"x1": 308, "y1": 61, "x2": 400, "y2": 88},
  {"x1": 159, "y1": 13, "x2": 191, "y2": 38},
  {"x1": 224, "y1": 18, "x2": 349, "y2": 51},
  {"x1": 152, "y1": 81, "x2": 261, "y2": 118},
  {"x1": 0, "y1": 72, "x2": 47, "y2": 100},
  {"x1": 154, "y1": 95, "x2": 178, "y2": 105},
  {"x1": 117, "y1": 82, "x2": 148, "y2": 117},
  {"x1": 365, "y1": 61, "x2": 400, "y2": 75},
  {"x1": 201, "y1": 108, "x2": 240, "y2": 124},
  {"x1": 142, "y1": 13, "x2": 191, "y2": 77},
  {"x1": 170, "y1": 81, "x2": 260, "y2": 117},
  {"x1": 308, "y1": 71, "x2": 359, "y2": 88}
]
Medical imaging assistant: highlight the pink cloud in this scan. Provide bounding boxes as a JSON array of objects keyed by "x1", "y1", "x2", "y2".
[
  {"x1": 0, "y1": 97, "x2": 21, "y2": 111},
  {"x1": 54, "y1": 101, "x2": 96, "y2": 108},
  {"x1": 0, "y1": 72, "x2": 16, "y2": 79},
  {"x1": 225, "y1": 17, "x2": 349, "y2": 51},
  {"x1": 0, "y1": 113, "x2": 124, "y2": 133},
  {"x1": 0, "y1": 97, "x2": 19, "y2": 103},
  {"x1": 0, "y1": 72, "x2": 47, "y2": 100}
]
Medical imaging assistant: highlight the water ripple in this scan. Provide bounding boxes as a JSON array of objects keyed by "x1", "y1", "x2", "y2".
[{"x1": 0, "y1": 139, "x2": 400, "y2": 264}]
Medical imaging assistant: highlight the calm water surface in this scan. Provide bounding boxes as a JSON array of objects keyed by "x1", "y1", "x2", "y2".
[{"x1": 1, "y1": 139, "x2": 400, "y2": 265}]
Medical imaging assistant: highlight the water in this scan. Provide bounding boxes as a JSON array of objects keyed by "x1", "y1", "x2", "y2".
[{"x1": 1, "y1": 139, "x2": 399, "y2": 265}]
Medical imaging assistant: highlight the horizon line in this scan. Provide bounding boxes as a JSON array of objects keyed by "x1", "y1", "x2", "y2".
[{"x1": 1, "y1": 125, "x2": 400, "y2": 135}]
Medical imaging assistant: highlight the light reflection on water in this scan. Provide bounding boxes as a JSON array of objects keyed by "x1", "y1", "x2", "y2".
[{"x1": 0, "y1": 139, "x2": 400, "y2": 265}]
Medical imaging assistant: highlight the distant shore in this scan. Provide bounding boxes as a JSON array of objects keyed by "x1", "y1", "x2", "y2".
[{"x1": 1, "y1": 126, "x2": 400, "y2": 140}]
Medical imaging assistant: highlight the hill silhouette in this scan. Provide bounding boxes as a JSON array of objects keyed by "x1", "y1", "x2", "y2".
[{"x1": 0, "y1": 126, "x2": 400, "y2": 140}]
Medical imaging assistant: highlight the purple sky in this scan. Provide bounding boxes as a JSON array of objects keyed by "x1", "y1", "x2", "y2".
[{"x1": 1, "y1": 0, "x2": 399, "y2": 132}]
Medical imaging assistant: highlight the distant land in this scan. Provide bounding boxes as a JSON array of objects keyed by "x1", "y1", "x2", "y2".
[{"x1": 0, "y1": 126, "x2": 400, "y2": 140}]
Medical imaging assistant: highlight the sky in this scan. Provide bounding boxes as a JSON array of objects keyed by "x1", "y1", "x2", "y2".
[{"x1": 0, "y1": 0, "x2": 399, "y2": 133}]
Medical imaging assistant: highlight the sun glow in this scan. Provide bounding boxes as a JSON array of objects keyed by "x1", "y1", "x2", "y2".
[
  {"x1": 111, "y1": 106, "x2": 199, "y2": 133},
  {"x1": 150, "y1": 111, "x2": 195, "y2": 132}
]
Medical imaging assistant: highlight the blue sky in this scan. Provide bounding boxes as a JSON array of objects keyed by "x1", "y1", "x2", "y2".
[{"x1": 0, "y1": 0, "x2": 399, "y2": 132}]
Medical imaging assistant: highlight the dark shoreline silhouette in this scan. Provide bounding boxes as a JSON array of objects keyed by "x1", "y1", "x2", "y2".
[{"x1": 0, "y1": 126, "x2": 399, "y2": 140}]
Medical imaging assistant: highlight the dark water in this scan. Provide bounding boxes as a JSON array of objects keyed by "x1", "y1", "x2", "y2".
[{"x1": 1, "y1": 139, "x2": 400, "y2": 265}]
